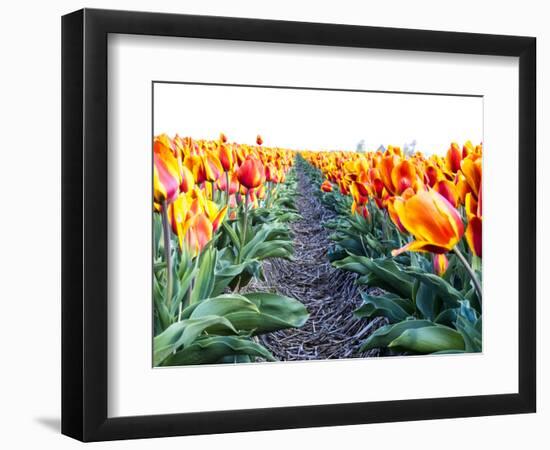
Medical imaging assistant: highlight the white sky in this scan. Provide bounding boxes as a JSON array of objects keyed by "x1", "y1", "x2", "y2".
[{"x1": 153, "y1": 83, "x2": 483, "y2": 155}]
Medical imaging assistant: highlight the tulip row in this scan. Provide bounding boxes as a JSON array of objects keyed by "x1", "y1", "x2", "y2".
[
  {"x1": 303, "y1": 142, "x2": 482, "y2": 355},
  {"x1": 152, "y1": 133, "x2": 308, "y2": 366}
]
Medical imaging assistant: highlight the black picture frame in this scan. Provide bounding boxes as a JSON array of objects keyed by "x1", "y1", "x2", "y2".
[{"x1": 61, "y1": 8, "x2": 536, "y2": 442}]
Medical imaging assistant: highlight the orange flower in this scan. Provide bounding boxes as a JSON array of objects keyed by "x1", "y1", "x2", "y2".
[
  {"x1": 218, "y1": 144, "x2": 234, "y2": 172},
  {"x1": 202, "y1": 151, "x2": 223, "y2": 182},
  {"x1": 434, "y1": 179, "x2": 458, "y2": 208},
  {"x1": 445, "y1": 142, "x2": 462, "y2": 173},
  {"x1": 217, "y1": 171, "x2": 239, "y2": 195},
  {"x1": 179, "y1": 165, "x2": 195, "y2": 194},
  {"x1": 256, "y1": 134, "x2": 263, "y2": 146},
  {"x1": 465, "y1": 216, "x2": 482, "y2": 257},
  {"x1": 460, "y1": 154, "x2": 482, "y2": 197},
  {"x1": 168, "y1": 194, "x2": 191, "y2": 251},
  {"x1": 433, "y1": 254, "x2": 449, "y2": 276},
  {"x1": 320, "y1": 180, "x2": 333, "y2": 192},
  {"x1": 153, "y1": 139, "x2": 180, "y2": 204},
  {"x1": 377, "y1": 154, "x2": 398, "y2": 194},
  {"x1": 352, "y1": 203, "x2": 370, "y2": 219},
  {"x1": 391, "y1": 159, "x2": 417, "y2": 195},
  {"x1": 391, "y1": 190, "x2": 464, "y2": 256},
  {"x1": 237, "y1": 157, "x2": 265, "y2": 189},
  {"x1": 464, "y1": 192, "x2": 482, "y2": 257},
  {"x1": 186, "y1": 213, "x2": 213, "y2": 257},
  {"x1": 256, "y1": 184, "x2": 266, "y2": 200},
  {"x1": 185, "y1": 155, "x2": 207, "y2": 184},
  {"x1": 219, "y1": 132, "x2": 228, "y2": 143},
  {"x1": 424, "y1": 164, "x2": 443, "y2": 187},
  {"x1": 204, "y1": 201, "x2": 228, "y2": 232},
  {"x1": 455, "y1": 172, "x2": 473, "y2": 205}
]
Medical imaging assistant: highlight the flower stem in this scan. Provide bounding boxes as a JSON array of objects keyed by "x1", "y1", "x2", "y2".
[
  {"x1": 225, "y1": 171, "x2": 230, "y2": 206},
  {"x1": 453, "y1": 247, "x2": 482, "y2": 303},
  {"x1": 161, "y1": 201, "x2": 173, "y2": 310},
  {"x1": 241, "y1": 192, "x2": 249, "y2": 248}
]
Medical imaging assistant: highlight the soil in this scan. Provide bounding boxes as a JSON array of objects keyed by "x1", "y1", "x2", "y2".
[{"x1": 247, "y1": 167, "x2": 387, "y2": 361}]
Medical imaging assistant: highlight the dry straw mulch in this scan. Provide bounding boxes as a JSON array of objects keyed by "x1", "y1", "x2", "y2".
[{"x1": 247, "y1": 168, "x2": 387, "y2": 361}]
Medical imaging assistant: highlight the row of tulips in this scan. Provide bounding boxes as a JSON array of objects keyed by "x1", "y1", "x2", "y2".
[
  {"x1": 153, "y1": 133, "x2": 308, "y2": 366},
  {"x1": 302, "y1": 142, "x2": 482, "y2": 355}
]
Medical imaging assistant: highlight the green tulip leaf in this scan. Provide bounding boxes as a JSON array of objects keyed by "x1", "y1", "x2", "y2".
[
  {"x1": 389, "y1": 325, "x2": 465, "y2": 353},
  {"x1": 153, "y1": 315, "x2": 238, "y2": 366},
  {"x1": 354, "y1": 292, "x2": 413, "y2": 323},
  {"x1": 161, "y1": 336, "x2": 276, "y2": 366},
  {"x1": 360, "y1": 319, "x2": 434, "y2": 351},
  {"x1": 404, "y1": 267, "x2": 463, "y2": 307}
]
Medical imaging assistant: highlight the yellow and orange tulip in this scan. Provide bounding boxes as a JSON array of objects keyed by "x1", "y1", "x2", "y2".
[{"x1": 391, "y1": 190, "x2": 464, "y2": 256}]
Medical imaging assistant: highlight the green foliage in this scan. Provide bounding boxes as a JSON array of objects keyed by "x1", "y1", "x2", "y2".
[
  {"x1": 303, "y1": 154, "x2": 483, "y2": 356},
  {"x1": 152, "y1": 166, "x2": 308, "y2": 366}
]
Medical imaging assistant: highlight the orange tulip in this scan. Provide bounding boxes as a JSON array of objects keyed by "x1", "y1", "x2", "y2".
[
  {"x1": 465, "y1": 216, "x2": 482, "y2": 257},
  {"x1": 464, "y1": 191, "x2": 482, "y2": 257},
  {"x1": 387, "y1": 198, "x2": 406, "y2": 233},
  {"x1": 217, "y1": 171, "x2": 239, "y2": 195},
  {"x1": 391, "y1": 190, "x2": 464, "y2": 256},
  {"x1": 455, "y1": 172, "x2": 473, "y2": 205},
  {"x1": 320, "y1": 180, "x2": 333, "y2": 192},
  {"x1": 185, "y1": 155, "x2": 207, "y2": 184},
  {"x1": 218, "y1": 144, "x2": 234, "y2": 172},
  {"x1": 256, "y1": 134, "x2": 263, "y2": 146},
  {"x1": 237, "y1": 157, "x2": 265, "y2": 189},
  {"x1": 460, "y1": 154, "x2": 482, "y2": 197},
  {"x1": 179, "y1": 165, "x2": 195, "y2": 194},
  {"x1": 391, "y1": 159, "x2": 417, "y2": 195},
  {"x1": 204, "y1": 200, "x2": 228, "y2": 232},
  {"x1": 350, "y1": 181, "x2": 369, "y2": 207},
  {"x1": 378, "y1": 154, "x2": 398, "y2": 194},
  {"x1": 219, "y1": 132, "x2": 228, "y2": 143},
  {"x1": 153, "y1": 139, "x2": 180, "y2": 204},
  {"x1": 434, "y1": 179, "x2": 458, "y2": 208},
  {"x1": 168, "y1": 194, "x2": 192, "y2": 251},
  {"x1": 464, "y1": 193, "x2": 478, "y2": 220},
  {"x1": 352, "y1": 203, "x2": 370, "y2": 219},
  {"x1": 446, "y1": 142, "x2": 462, "y2": 173},
  {"x1": 462, "y1": 140, "x2": 474, "y2": 158},
  {"x1": 202, "y1": 151, "x2": 223, "y2": 182},
  {"x1": 424, "y1": 164, "x2": 443, "y2": 187},
  {"x1": 186, "y1": 213, "x2": 213, "y2": 257},
  {"x1": 433, "y1": 253, "x2": 449, "y2": 276}
]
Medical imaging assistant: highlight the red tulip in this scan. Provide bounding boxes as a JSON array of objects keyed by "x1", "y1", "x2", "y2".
[{"x1": 237, "y1": 157, "x2": 264, "y2": 189}]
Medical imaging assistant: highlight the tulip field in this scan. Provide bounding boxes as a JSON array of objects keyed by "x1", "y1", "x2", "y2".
[{"x1": 153, "y1": 133, "x2": 482, "y2": 366}]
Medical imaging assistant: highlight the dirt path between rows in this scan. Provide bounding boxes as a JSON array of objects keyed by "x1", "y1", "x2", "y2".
[{"x1": 249, "y1": 167, "x2": 386, "y2": 361}]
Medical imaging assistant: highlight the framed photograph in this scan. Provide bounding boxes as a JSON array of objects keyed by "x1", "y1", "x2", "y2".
[{"x1": 61, "y1": 8, "x2": 536, "y2": 442}]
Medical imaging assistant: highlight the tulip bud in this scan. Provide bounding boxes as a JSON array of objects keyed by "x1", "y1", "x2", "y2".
[
  {"x1": 218, "y1": 144, "x2": 233, "y2": 172},
  {"x1": 320, "y1": 180, "x2": 333, "y2": 192},
  {"x1": 446, "y1": 142, "x2": 462, "y2": 173},
  {"x1": 203, "y1": 151, "x2": 223, "y2": 182},
  {"x1": 256, "y1": 134, "x2": 263, "y2": 146},
  {"x1": 466, "y1": 216, "x2": 482, "y2": 257},
  {"x1": 186, "y1": 213, "x2": 213, "y2": 257},
  {"x1": 180, "y1": 165, "x2": 195, "y2": 194},
  {"x1": 433, "y1": 253, "x2": 449, "y2": 276},
  {"x1": 153, "y1": 140, "x2": 180, "y2": 205}
]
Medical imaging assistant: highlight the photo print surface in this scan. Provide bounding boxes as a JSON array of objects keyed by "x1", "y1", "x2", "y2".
[{"x1": 152, "y1": 82, "x2": 483, "y2": 367}]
